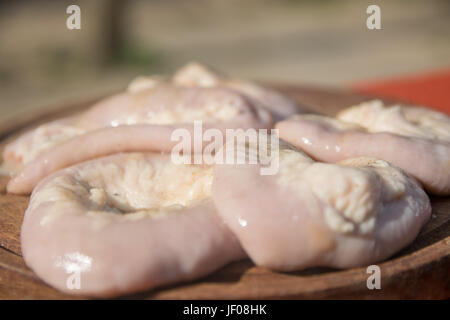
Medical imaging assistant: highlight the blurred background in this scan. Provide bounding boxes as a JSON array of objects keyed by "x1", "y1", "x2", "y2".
[{"x1": 0, "y1": 0, "x2": 449, "y2": 121}]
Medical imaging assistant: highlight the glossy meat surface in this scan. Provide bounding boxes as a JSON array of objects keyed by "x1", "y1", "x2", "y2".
[
  {"x1": 173, "y1": 62, "x2": 303, "y2": 121},
  {"x1": 212, "y1": 142, "x2": 431, "y2": 270},
  {"x1": 21, "y1": 153, "x2": 245, "y2": 297},
  {"x1": 5, "y1": 65, "x2": 277, "y2": 194},
  {"x1": 276, "y1": 100, "x2": 450, "y2": 194}
]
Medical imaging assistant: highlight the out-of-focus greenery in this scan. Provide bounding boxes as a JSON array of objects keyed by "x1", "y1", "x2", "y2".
[{"x1": 108, "y1": 44, "x2": 165, "y2": 71}]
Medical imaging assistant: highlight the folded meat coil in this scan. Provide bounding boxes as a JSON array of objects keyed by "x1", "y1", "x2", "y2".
[
  {"x1": 21, "y1": 152, "x2": 245, "y2": 297},
  {"x1": 276, "y1": 100, "x2": 450, "y2": 195},
  {"x1": 5, "y1": 63, "x2": 297, "y2": 194}
]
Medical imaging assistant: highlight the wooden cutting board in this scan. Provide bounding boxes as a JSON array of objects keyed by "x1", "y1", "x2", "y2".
[{"x1": 0, "y1": 85, "x2": 448, "y2": 299}]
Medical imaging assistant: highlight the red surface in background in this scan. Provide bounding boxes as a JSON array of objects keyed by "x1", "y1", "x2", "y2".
[{"x1": 352, "y1": 69, "x2": 450, "y2": 115}]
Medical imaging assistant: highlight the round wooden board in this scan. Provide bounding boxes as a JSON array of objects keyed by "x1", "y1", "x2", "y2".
[{"x1": 0, "y1": 85, "x2": 448, "y2": 299}]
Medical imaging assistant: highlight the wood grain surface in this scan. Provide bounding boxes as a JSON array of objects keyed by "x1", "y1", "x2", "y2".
[{"x1": 0, "y1": 85, "x2": 448, "y2": 299}]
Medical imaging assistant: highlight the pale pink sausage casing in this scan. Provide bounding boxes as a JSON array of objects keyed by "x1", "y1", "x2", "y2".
[
  {"x1": 212, "y1": 142, "x2": 431, "y2": 271},
  {"x1": 6, "y1": 86, "x2": 272, "y2": 194},
  {"x1": 21, "y1": 153, "x2": 245, "y2": 297},
  {"x1": 276, "y1": 106, "x2": 450, "y2": 195}
]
